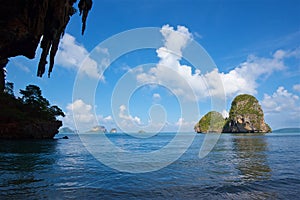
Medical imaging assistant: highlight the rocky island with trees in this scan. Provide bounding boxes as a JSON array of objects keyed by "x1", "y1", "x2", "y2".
[
  {"x1": 0, "y1": 83, "x2": 65, "y2": 139},
  {"x1": 194, "y1": 94, "x2": 272, "y2": 133}
]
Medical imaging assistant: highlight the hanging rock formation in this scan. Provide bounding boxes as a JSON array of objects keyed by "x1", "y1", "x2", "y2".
[
  {"x1": 0, "y1": 0, "x2": 93, "y2": 90},
  {"x1": 0, "y1": 1, "x2": 93, "y2": 139}
]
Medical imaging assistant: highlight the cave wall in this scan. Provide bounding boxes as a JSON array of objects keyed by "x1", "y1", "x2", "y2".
[{"x1": 0, "y1": 0, "x2": 92, "y2": 91}]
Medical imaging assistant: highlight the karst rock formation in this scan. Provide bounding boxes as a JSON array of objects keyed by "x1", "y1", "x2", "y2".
[{"x1": 0, "y1": 0, "x2": 93, "y2": 92}]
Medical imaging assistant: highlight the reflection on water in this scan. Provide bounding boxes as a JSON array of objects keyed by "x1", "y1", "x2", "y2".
[
  {"x1": 0, "y1": 133, "x2": 299, "y2": 199},
  {"x1": 232, "y1": 134, "x2": 271, "y2": 181}
]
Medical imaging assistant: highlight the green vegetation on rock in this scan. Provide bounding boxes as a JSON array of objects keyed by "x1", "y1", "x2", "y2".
[
  {"x1": 223, "y1": 94, "x2": 271, "y2": 133},
  {"x1": 194, "y1": 111, "x2": 225, "y2": 133},
  {"x1": 0, "y1": 83, "x2": 65, "y2": 139},
  {"x1": 195, "y1": 94, "x2": 271, "y2": 134}
]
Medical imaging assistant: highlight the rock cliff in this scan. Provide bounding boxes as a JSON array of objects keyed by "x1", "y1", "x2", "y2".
[
  {"x1": 0, "y1": 120, "x2": 62, "y2": 139},
  {"x1": 223, "y1": 94, "x2": 271, "y2": 133},
  {"x1": 195, "y1": 94, "x2": 271, "y2": 134}
]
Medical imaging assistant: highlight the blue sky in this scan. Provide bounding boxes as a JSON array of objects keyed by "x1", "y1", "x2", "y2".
[{"x1": 6, "y1": 0, "x2": 300, "y2": 132}]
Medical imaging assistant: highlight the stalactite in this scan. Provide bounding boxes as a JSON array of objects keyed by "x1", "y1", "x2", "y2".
[
  {"x1": 79, "y1": 0, "x2": 93, "y2": 35},
  {"x1": 36, "y1": 0, "x2": 93, "y2": 78},
  {"x1": 0, "y1": 0, "x2": 93, "y2": 80}
]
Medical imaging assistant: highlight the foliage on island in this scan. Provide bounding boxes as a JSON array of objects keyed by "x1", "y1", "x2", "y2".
[
  {"x1": 195, "y1": 94, "x2": 271, "y2": 134},
  {"x1": 194, "y1": 111, "x2": 225, "y2": 133},
  {"x1": 223, "y1": 94, "x2": 271, "y2": 133},
  {"x1": 0, "y1": 83, "x2": 65, "y2": 139}
]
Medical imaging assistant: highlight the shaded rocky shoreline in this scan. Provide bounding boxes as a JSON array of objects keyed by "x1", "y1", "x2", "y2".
[{"x1": 0, "y1": 121, "x2": 62, "y2": 139}]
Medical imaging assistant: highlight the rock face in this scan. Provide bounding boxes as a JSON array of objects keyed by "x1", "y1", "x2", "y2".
[
  {"x1": 195, "y1": 94, "x2": 271, "y2": 134},
  {"x1": 194, "y1": 111, "x2": 225, "y2": 133},
  {"x1": 0, "y1": 0, "x2": 93, "y2": 91},
  {"x1": 223, "y1": 94, "x2": 271, "y2": 133},
  {"x1": 0, "y1": 120, "x2": 62, "y2": 139}
]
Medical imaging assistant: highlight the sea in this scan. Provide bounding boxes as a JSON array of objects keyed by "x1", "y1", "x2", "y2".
[{"x1": 0, "y1": 132, "x2": 299, "y2": 199}]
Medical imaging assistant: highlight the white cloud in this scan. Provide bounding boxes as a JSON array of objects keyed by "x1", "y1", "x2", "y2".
[
  {"x1": 118, "y1": 104, "x2": 141, "y2": 126},
  {"x1": 136, "y1": 25, "x2": 208, "y2": 101},
  {"x1": 63, "y1": 99, "x2": 96, "y2": 132},
  {"x1": 135, "y1": 25, "x2": 291, "y2": 102},
  {"x1": 63, "y1": 99, "x2": 116, "y2": 132},
  {"x1": 261, "y1": 87, "x2": 300, "y2": 128},
  {"x1": 175, "y1": 117, "x2": 197, "y2": 132},
  {"x1": 293, "y1": 84, "x2": 300, "y2": 92},
  {"x1": 56, "y1": 33, "x2": 109, "y2": 80},
  {"x1": 153, "y1": 93, "x2": 161, "y2": 101},
  {"x1": 104, "y1": 115, "x2": 113, "y2": 122},
  {"x1": 262, "y1": 86, "x2": 299, "y2": 113},
  {"x1": 217, "y1": 50, "x2": 287, "y2": 97},
  {"x1": 221, "y1": 110, "x2": 229, "y2": 118}
]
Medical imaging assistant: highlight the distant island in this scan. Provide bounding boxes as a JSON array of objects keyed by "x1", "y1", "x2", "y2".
[
  {"x1": 110, "y1": 128, "x2": 117, "y2": 133},
  {"x1": 195, "y1": 94, "x2": 271, "y2": 133},
  {"x1": 273, "y1": 128, "x2": 300, "y2": 133},
  {"x1": 59, "y1": 127, "x2": 76, "y2": 133},
  {"x1": 138, "y1": 130, "x2": 146, "y2": 133}
]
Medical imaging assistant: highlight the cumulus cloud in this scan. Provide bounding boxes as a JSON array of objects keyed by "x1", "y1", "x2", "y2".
[
  {"x1": 136, "y1": 24, "x2": 208, "y2": 101},
  {"x1": 217, "y1": 51, "x2": 287, "y2": 96},
  {"x1": 293, "y1": 84, "x2": 300, "y2": 92},
  {"x1": 135, "y1": 24, "x2": 294, "y2": 102},
  {"x1": 67, "y1": 99, "x2": 94, "y2": 123},
  {"x1": 221, "y1": 110, "x2": 229, "y2": 118},
  {"x1": 262, "y1": 86, "x2": 299, "y2": 113},
  {"x1": 63, "y1": 99, "x2": 96, "y2": 131},
  {"x1": 56, "y1": 33, "x2": 109, "y2": 80},
  {"x1": 176, "y1": 117, "x2": 197, "y2": 132},
  {"x1": 261, "y1": 87, "x2": 300, "y2": 128},
  {"x1": 153, "y1": 93, "x2": 161, "y2": 101},
  {"x1": 118, "y1": 104, "x2": 141, "y2": 126}
]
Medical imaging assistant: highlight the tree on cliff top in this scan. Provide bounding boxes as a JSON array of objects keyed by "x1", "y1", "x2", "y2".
[
  {"x1": 1, "y1": 83, "x2": 64, "y2": 123},
  {"x1": 19, "y1": 84, "x2": 65, "y2": 120}
]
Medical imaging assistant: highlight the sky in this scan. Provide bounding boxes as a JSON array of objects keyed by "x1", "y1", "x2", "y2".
[{"x1": 6, "y1": 0, "x2": 300, "y2": 132}]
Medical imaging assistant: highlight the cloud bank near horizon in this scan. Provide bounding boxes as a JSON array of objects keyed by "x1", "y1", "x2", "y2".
[{"x1": 61, "y1": 25, "x2": 300, "y2": 131}]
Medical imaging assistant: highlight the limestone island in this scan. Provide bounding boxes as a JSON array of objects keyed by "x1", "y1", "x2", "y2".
[
  {"x1": 110, "y1": 128, "x2": 117, "y2": 133},
  {"x1": 59, "y1": 127, "x2": 76, "y2": 133},
  {"x1": 194, "y1": 94, "x2": 271, "y2": 133}
]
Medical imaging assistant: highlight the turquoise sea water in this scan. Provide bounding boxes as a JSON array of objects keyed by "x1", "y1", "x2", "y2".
[{"x1": 0, "y1": 132, "x2": 299, "y2": 199}]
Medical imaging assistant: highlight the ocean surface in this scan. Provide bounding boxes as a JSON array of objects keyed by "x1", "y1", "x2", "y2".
[{"x1": 0, "y1": 132, "x2": 299, "y2": 199}]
